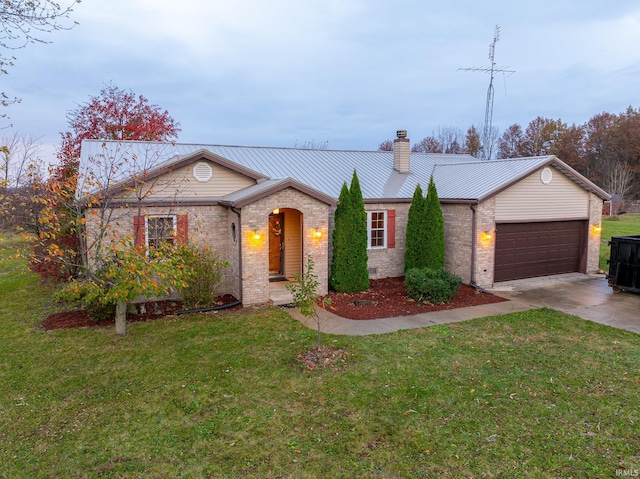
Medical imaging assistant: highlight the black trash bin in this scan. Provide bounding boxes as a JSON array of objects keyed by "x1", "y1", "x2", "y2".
[{"x1": 607, "y1": 235, "x2": 640, "y2": 293}]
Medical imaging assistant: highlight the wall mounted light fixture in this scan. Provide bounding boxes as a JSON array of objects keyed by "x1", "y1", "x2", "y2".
[
  {"x1": 252, "y1": 230, "x2": 261, "y2": 240},
  {"x1": 593, "y1": 224, "x2": 602, "y2": 233},
  {"x1": 482, "y1": 230, "x2": 493, "y2": 241},
  {"x1": 313, "y1": 228, "x2": 322, "y2": 239}
]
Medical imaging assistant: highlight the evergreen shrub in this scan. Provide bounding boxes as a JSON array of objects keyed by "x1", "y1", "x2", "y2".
[{"x1": 404, "y1": 267, "x2": 461, "y2": 304}]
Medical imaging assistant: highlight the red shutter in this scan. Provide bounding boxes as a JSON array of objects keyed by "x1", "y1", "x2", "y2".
[
  {"x1": 177, "y1": 214, "x2": 188, "y2": 244},
  {"x1": 133, "y1": 216, "x2": 146, "y2": 248},
  {"x1": 387, "y1": 209, "x2": 396, "y2": 249}
]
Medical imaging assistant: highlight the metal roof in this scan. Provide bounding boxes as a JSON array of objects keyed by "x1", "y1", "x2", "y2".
[{"x1": 78, "y1": 140, "x2": 609, "y2": 203}]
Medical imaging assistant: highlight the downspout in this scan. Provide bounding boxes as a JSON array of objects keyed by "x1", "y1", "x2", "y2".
[
  {"x1": 231, "y1": 206, "x2": 243, "y2": 304},
  {"x1": 470, "y1": 204, "x2": 477, "y2": 286}
]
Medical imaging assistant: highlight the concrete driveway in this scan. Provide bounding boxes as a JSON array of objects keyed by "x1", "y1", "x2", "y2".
[{"x1": 491, "y1": 273, "x2": 640, "y2": 334}]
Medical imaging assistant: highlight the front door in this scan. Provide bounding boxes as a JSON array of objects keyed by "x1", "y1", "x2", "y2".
[{"x1": 269, "y1": 213, "x2": 284, "y2": 275}]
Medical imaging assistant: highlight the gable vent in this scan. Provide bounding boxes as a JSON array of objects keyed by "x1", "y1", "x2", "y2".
[
  {"x1": 540, "y1": 167, "x2": 553, "y2": 185},
  {"x1": 193, "y1": 161, "x2": 213, "y2": 182}
]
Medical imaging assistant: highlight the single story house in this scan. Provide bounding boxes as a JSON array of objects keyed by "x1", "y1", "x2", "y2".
[{"x1": 78, "y1": 131, "x2": 609, "y2": 305}]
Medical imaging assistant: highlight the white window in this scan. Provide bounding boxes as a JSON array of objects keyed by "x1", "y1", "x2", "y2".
[
  {"x1": 146, "y1": 215, "x2": 177, "y2": 249},
  {"x1": 367, "y1": 211, "x2": 386, "y2": 249}
]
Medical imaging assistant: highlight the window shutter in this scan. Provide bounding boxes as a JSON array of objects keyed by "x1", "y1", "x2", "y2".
[
  {"x1": 387, "y1": 209, "x2": 396, "y2": 249},
  {"x1": 177, "y1": 214, "x2": 188, "y2": 244},
  {"x1": 133, "y1": 216, "x2": 146, "y2": 248}
]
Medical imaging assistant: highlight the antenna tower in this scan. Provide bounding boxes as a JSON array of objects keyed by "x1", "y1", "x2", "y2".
[{"x1": 459, "y1": 25, "x2": 515, "y2": 160}]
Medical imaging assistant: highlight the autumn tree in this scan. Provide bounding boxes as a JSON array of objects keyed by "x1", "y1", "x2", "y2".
[
  {"x1": 59, "y1": 83, "x2": 180, "y2": 165},
  {"x1": 35, "y1": 85, "x2": 181, "y2": 280},
  {"x1": 497, "y1": 124, "x2": 525, "y2": 159},
  {"x1": 411, "y1": 136, "x2": 441, "y2": 153},
  {"x1": 520, "y1": 117, "x2": 566, "y2": 157},
  {"x1": 0, "y1": 1, "x2": 79, "y2": 115},
  {"x1": 583, "y1": 112, "x2": 620, "y2": 186},
  {"x1": 378, "y1": 139, "x2": 393, "y2": 151},
  {"x1": 465, "y1": 125, "x2": 482, "y2": 158},
  {"x1": 553, "y1": 123, "x2": 585, "y2": 174}
]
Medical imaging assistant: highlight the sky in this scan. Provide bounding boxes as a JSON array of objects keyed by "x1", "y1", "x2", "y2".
[{"x1": 3, "y1": 0, "x2": 640, "y2": 165}]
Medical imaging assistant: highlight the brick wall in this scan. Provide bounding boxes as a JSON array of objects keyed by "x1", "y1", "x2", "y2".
[
  {"x1": 587, "y1": 192, "x2": 604, "y2": 273},
  {"x1": 84, "y1": 204, "x2": 240, "y2": 298},
  {"x1": 473, "y1": 199, "x2": 497, "y2": 288},
  {"x1": 240, "y1": 188, "x2": 330, "y2": 305},
  {"x1": 442, "y1": 203, "x2": 474, "y2": 283},
  {"x1": 364, "y1": 203, "x2": 409, "y2": 279}
]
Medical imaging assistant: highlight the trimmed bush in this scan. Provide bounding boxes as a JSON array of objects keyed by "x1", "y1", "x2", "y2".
[
  {"x1": 404, "y1": 267, "x2": 461, "y2": 304},
  {"x1": 85, "y1": 299, "x2": 116, "y2": 322}
]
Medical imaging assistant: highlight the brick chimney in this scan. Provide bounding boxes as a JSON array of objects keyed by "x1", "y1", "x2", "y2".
[{"x1": 393, "y1": 130, "x2": 410, "y2": 173}]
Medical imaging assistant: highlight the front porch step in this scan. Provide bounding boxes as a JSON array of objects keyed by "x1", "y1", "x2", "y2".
[{"x1": 269, "y1": 282, "x2": 295, "y2": 306}]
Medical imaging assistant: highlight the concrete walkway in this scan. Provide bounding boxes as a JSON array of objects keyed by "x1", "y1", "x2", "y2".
[{"x1": 284, "y1": 273, "x2": 640, "y2": 336}]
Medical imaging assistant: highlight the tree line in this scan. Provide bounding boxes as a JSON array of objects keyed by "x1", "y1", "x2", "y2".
[{"x1": 379, "y1": 106, "x2": 640, "y2": 201}]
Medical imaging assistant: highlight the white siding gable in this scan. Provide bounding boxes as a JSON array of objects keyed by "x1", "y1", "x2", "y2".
[{"x1": 495, "y1": 167, "x2": 589, "y2": 221}]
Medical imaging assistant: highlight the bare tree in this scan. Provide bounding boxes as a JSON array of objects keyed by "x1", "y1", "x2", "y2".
[
  {"x1": 295, "y1": 139, "x2": 329, "y2": 150},
  {"x1": 0, "y1": 132, "x2": 43, "y2": 188},
  {"x1": 0, "y1": 1, "x2": 80, "y2": 114},
  {"x1": 435, "y1": 126, "x2": 465, "y2": 154},
  {"x1": 481, "y1": 125, "x2": 500, "y2": 160},
  {"x1": 601, "y1": 161, "x2": 636, "y2": 215}
]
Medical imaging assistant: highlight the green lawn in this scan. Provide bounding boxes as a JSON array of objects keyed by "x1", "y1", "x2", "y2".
[
  {"x1": 2, "y1": 235, "x2": 640, "y2": 478},
  {"x1": 599, "y1": 214, "x2": 640, "y2": 270}
]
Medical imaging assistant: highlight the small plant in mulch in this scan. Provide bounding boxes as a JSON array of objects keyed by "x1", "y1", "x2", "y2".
[
  {"x1": 288, "y1": 254, "x2": 351, "y2": 370},
  {"x1": 296, "y1": 346, "x2": 352, "y2": 371}
]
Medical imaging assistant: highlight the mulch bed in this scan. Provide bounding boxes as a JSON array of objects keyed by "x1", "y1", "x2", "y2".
[
  {"x1": 320, "y1": 276, "x2": 507, "y2": 320},
  {"x1": 42, "y1": 277, "x2": 507, "y2": 330},
  {"x1": 42, "y1": 295, "x2": 242, "y2": 331}
]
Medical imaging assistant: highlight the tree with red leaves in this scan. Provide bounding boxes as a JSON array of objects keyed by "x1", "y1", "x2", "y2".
[
  {"x1": 33, "y1": 85, "x2": 180, "y2": 281},
  {"x1": 59, "y1": 83, "x2": 180, "y2": 162}
]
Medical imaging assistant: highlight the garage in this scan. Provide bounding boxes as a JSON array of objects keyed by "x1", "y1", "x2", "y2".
[{"x1": 494, "y1": 220, "x2": 587, "y2": 282}]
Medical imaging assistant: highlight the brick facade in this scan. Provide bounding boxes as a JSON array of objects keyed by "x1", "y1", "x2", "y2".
[
  {"x1": 86, "y1": 181, "x2": 604, "y2": 307},
  {"x1": 587, "y1": 192, "x2": 604, "y2": 273},
  {"x1": 240, "y1": 188, "x2": 330, "y2": 305}
]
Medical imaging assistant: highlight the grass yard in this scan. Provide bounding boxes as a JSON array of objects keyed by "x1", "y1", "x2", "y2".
[
  {"x1": 1, "y1": 235, "x2": 640, "y2": 478},
  {"x1": 599, "y1": 214, "x2": 640, "y2": 271}
]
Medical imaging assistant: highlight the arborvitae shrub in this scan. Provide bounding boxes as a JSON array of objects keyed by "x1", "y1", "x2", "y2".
[
  {"x1": 330, "y1": 182, "x2": 352, "y2": 292},
  {"x1": 348, "y1": 170, "x2": 369, "y2": 292},
  {"x1": 424, "y1": 176, "x2": 445, "y2": 270},
  {"x1": 404, "y1": 184, "x2": 426, "y2": 272},
  {"x1": 329, "y1": 171, "x2": 369, "y2": 293}
]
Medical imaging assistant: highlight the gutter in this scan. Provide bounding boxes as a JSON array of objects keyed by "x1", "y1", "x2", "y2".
[
  {"x1": 176, "y1": 300, "x2": 242, "y2": 316},
  {"x1": 231, "y1": 206, "x2": 243, "y2": 305},
  {"x1": 470, "y1": 204, "x2": 477, "y2": 285}
]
